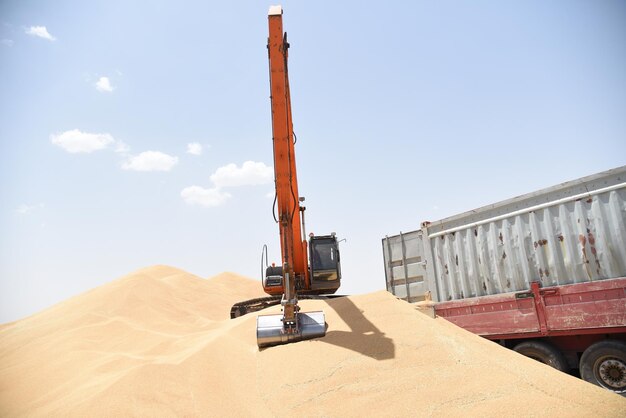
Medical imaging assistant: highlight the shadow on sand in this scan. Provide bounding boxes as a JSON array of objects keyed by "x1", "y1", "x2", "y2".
[{"x1": 321, "y1": 296, "x2": 395, "y2": 360}]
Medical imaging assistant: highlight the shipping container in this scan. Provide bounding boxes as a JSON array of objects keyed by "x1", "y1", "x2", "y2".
[
  {"x1": 383, "y1": 166, "x2": 626, "y2": 303},
  {"x1": 382, "y1": 166, "x2": 626, "y2": 394}
]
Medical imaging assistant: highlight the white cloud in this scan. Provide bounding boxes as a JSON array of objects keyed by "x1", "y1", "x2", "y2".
[
  {"x1": 182, "y1": 161, "x2": 273, "y2": 208},
  {"x1": 50, "y1": 129, "x2": 114, "y2": 153},
  {"x1": 25, "y1": 26, "x2": 56, "y2": 41},
  {"x1": 186, "y1": 142, "x2": 203, "y2": 156},
  {"x1": 122, "y1": 151, "x2": 179, "y2": 172},
  {"x1": 1, "y1": 39, "x2": 14, "y2": 47},
  {"x1": 16, "y1": 204, "x2": 33, "y2": 214},
  {"x1": 15, "y1": 203, "x2": 44, "y2": 215},
  {"x1": 210, "y1": 161, "x2": 273, "y2": 188},
  {"x1": 180, "y1": 186, "x2": 231, "y2": 208},
  {"x1": 95, "y1": 76, "x2": 114, "y2": 92},
  {"x1": 49, "y1": 129, "x2": 178, "y2": 174}
]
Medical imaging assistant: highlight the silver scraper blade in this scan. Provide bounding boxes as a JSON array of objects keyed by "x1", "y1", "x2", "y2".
[{"x1": 256, "y1": 311, "x2": 326, "y2": 348}]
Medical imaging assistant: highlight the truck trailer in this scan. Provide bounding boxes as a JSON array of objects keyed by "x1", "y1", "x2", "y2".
[{"x1": 382, "y1": 166, "x2": 626, "y2": 394}]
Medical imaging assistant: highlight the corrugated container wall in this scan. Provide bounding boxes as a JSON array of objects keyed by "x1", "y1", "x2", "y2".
[{"x1": 383, "y1": 166, "x2": 626, "y2": 303}]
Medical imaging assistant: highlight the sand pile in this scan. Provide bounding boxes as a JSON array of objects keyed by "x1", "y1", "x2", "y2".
[{"x1": 1, "y1": 266, "x2": 624, "y2": 417}]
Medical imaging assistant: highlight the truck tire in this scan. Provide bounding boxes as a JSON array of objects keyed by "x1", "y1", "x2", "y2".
[
  {"x1": 579, "y1": 340, "x2": 626, "y2": 394},
  {"x1": 513, "y1": 341, "x2": 569, "y2": 372}
]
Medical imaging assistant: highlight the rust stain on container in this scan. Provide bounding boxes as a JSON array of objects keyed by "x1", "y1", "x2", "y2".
[
  {"x1": 587, "y1": 230, "x2": 595, "y2": 245},
  {"x1": 587, "y1": 230, "x2": 601, "y2": 273}
]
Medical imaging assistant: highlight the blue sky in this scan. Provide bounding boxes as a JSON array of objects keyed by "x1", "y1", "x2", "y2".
[{"x1": 1, "y1": 1, "x2": 625, "y2": 323}]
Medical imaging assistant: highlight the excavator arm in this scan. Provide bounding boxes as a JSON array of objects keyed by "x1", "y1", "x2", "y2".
[
  {"x1": 267, "y1": 6, "x2": 309, "y2": 291},
  {"x1": 266, "y1": 5, "x2": 307, "y2": 327}
]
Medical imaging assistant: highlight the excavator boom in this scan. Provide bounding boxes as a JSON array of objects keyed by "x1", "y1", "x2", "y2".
[{"x1": 267, "y1": 6, "x2": 308, "y2": 288}]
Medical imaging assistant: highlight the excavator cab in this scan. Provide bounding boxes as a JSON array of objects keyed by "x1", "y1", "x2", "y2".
[{"x1": 309, "y1": 234, "x2": 341, "y2": 292}]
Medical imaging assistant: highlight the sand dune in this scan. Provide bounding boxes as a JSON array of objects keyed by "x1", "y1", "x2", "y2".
[{"x1": 1, "y1": 265, "x2": 624, "y2": 417}]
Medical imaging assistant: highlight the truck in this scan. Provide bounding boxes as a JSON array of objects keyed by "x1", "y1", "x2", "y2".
[{"x1": 382, "y1": 166, "x2": 626, "y2": 394}]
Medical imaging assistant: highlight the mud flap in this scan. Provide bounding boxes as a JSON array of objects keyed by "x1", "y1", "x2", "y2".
[{"x1": 256, "y1": 311, "x2": 326, "y2": 348}]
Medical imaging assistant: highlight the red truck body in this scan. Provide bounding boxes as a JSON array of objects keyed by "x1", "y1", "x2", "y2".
[{"x1": 436, "y1": 278, "x2": 626, "y2": 365}]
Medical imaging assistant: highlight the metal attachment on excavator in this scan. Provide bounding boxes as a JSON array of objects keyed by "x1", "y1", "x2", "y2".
[{"x1": 256, "y1": 311, "x2": 326, "y2": 348}]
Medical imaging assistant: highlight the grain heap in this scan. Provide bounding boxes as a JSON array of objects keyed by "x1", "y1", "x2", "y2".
[{"x1": 1, "y1": 265, "x2": 624, "y2": 417}]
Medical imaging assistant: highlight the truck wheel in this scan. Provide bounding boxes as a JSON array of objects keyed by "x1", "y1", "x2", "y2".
[
  {"x1": 579, "y1": 340, "x2": 626, "y2": 394},
  {"x1": 513, "y1": 341, "x2": 569, "y2": 372}
]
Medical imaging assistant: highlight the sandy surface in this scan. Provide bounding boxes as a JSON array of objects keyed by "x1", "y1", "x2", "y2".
[{"x1": 1, "y1": 265, "x2": 624, "y2": 417}]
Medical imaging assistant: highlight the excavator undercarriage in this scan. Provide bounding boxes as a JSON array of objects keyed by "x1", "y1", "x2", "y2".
[{"x1": 230, "y1": 294, "x2": 344, "y2": 319}]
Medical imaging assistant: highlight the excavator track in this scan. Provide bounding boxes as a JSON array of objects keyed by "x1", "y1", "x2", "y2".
[{"x1": 230, "y1": 295, "x2": 344, "y2": 319}]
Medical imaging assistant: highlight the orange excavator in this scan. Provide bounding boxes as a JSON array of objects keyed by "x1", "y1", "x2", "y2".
[{"x1": 230, "y1": 5, "x2": 342, "y2": 348}]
